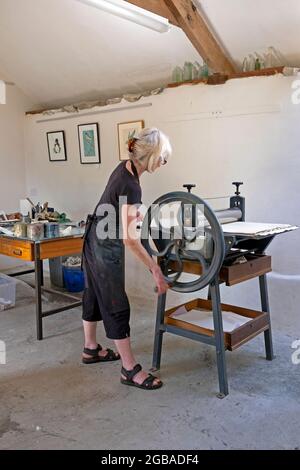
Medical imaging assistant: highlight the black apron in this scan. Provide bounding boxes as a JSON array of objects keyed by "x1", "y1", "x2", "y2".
[{"x1": 81, "y1": 161, "x2": 139, "y2": 337}]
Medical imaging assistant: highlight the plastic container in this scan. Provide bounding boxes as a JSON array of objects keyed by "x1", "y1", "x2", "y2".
[
  {"x1": 63, "y1": 265, "x2": 85, "y2": 293},
  {"x1": 49, "y1": 253, "x2": 81, "y2": 288},
  {"x1": 0, "y1": 274, "x2": 17, "y2": 310},
  {"x1": 44, "y1": 223, "x2": 60, "y2": 239},
  {"x1": 49, "y1": 256, "x2": 67, "y2": 288}
]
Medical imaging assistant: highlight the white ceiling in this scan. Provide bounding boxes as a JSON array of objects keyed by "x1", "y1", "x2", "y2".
[
  {"x1": 0, "y1": 0, "x2": 299, "y2": 108},
  {"x1": 197, "y1": 0, "x2": 300, "y2": 67}
]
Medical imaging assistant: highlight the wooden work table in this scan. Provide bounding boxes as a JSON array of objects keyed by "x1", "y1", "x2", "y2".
[{"x1": 0, "y1": 231, "x2": 84, "y2": 340}]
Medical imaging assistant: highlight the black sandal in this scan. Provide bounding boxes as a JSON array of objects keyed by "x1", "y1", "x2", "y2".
[
  {"x1": 82, "y1": 344, "x2": 120, "y2": 364},
  {"x1": 120, "y1": 364, "x2": 163, "y2": 390}
]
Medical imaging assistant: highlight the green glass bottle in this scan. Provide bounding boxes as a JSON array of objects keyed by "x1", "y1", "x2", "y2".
[{"x1": 255, "y1": 58, "x2": 261, "y2": 71}]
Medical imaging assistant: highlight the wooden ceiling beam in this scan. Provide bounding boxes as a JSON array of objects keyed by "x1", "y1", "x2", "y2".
[
  {"x1": 163, "y1": 0, "x2": 237, "y2": 74},
  {"x1": 126, "y1": 0, "x2": 237, "y2": 75}
]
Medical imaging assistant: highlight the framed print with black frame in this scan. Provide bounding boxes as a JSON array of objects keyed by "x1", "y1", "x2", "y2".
[
  {"x1": 47, "y1": 131, "x2": 67, "y2": 162},
  {"x1": 78, "y1": 123, "x2": 101, "y2": 164}
]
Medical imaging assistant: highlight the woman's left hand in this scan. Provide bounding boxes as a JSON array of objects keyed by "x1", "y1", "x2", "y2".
[{"x1": 136, "y1": 210, "x2": 144, "y2": 222}]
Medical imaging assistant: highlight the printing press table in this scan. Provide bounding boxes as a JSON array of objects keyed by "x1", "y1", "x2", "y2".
[
  {"x1": 154, "y1": 252, "x2": 274, "y2": 398},
  {"x1": 0, "y1": 231, "x2": 84, "y2": 340}
]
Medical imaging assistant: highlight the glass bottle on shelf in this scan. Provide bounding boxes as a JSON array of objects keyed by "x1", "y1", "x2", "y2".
[
  {"x1": 172, "y1": 66, "x2": 183, "y2": 83},
  {"x1": 183, "y1": 62, "x2": 193, "y2": 81},
  {"x1": 269, "y1": 46, "x2": 285, "y2": 66},
  {"x1": 200, "y1": 62, "x2": 209, "y2": 79},
  {"x1": 242, "y1": 57, "x2": 249, "y2": 72},
  {"x1": 255, "y1": 52, "x2": 265, "y2": 69},
  {"x1": 265, "y1": 47, "x2": 276, "y2": 68},
  {"x1": 192, "y1": 61, "x2": 201, "y2": 80},
  {"x1": 248, "y1": 54, "x2": 256, "y2": 71}
]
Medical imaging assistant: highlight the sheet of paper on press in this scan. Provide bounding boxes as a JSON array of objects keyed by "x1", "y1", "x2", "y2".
[
  {"x1": 170, "y1": 306, "x2": 251, "y2": 333},
  {"x1": 221, "y1": 221, "x2": 298, "y2": 237}
]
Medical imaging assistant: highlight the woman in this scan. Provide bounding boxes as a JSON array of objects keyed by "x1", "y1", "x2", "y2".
[{"x1": 82, "y1": 128, "x2": 172, "y2": 390}]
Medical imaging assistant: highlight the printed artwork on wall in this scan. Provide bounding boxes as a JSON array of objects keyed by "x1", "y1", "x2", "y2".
[
  {"x1": 78, "y1": 123, "x2": 101, "y2": 164},
  {"x1": 47, "y1": 131, "x2": 67, "y2": 162},
  {"x1": 118, "y1": 120, "x2": 145, "y2": 161}
]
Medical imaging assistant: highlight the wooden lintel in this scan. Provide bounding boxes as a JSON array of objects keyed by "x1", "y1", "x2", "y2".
[
  {"x1": 163, "y1": 0, "x2": 237, "y2": 75},
  {"x1": 125, "y1": 1, "x2": 179, "y2": 26}
]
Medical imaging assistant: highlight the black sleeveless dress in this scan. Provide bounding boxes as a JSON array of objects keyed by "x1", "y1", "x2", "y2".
[{"x1": 82, "y1": 161, "x2": 141, "y2": 339}]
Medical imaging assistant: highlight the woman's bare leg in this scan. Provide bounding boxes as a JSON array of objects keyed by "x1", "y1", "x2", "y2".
[
  {"x1": 114, "y1": 337, "x2": 161, "y2": 385},
  {"x1": 83, "y1": 321, "x2": 118, "y2": 358},
  {"x1": 83, "y1": 320, "x2": 98, "y2": 349}
]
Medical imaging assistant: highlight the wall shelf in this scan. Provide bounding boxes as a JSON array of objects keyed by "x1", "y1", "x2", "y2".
[{"x1": 167, "y1": 66, "x2": 285, "y2": 88}]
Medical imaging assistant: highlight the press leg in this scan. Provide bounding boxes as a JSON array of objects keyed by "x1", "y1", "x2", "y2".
[
  {"x1": 207, "y1": 286, "x2": 212, "y2": 300},
  {"x1": 259, "y1": 274, "x2": 274, "y2": 360},
  {"x1": 34, "y1": 244, "x2": 43, "y2": 341},
  {"x1": 210, "y1": 280, "x2": 229, "y2": 397},
  {"x1": 152, "y1": 293, "x2": 166, "y2": 371}
]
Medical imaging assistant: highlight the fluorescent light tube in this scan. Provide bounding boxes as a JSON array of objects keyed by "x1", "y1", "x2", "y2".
[
  {"x1": 0, "y1": 80, "x2": 6, "y2": 104},
  {"x1": 76, "y1": 0, "x2": 170, "y2": 33}
]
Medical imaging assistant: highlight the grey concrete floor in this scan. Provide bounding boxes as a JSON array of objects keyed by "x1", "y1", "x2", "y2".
[{"x1": 0, "y1": 274, "x2": 299, "y2": 450}]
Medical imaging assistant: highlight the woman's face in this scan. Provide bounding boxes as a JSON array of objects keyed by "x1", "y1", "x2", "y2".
[
  {"x1": 153, "y1": 156, "x2": 167, "y2": 172},
  {"x1": 153, "y1": 159, "x2": 162, "y2": 172}
]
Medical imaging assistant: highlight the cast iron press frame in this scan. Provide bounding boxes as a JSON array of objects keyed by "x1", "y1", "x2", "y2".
[{"x1": 142, "y1": 183, "x2": 274, "y2": 398}]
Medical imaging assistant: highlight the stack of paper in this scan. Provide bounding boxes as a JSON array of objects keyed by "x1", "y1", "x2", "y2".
[
  {"x1": 222, "y1": 221, "x2": 298, "y2": 237},
  {"x1": 170, "y1": 305, "x2": 251, "y2": 333}
]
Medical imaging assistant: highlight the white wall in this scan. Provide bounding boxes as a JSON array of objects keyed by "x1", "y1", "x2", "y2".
[
  {"x1": 24, "y1": 75, "x2": 300, "y2": 327},
  {"x1": 0, "y1": 85, "x2": 34, "y2": 270}
]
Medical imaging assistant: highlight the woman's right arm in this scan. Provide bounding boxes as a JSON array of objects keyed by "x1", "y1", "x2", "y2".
[{"x1": 121, "y1": 204, "x2": 169, "y2": 295}]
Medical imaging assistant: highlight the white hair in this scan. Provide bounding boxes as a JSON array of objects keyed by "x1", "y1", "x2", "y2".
[{"x1": 129, "y1": 127, "x2": 172, "y2": 173}]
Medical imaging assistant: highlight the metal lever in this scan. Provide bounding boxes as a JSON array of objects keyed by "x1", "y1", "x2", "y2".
[
  {"x1": 183, "y1": 184, "x2": 196, "y2": 193},
  {"x1": 232, "y1": 181, "x2": 243, "y2": 196}
]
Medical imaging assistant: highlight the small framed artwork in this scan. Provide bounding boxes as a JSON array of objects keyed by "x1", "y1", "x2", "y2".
[
  {"x1": 78, "y1": 123, "x2": 101, "y2": 164},
  {"x1": 47, "y1": 131, "x2": 67, "y2": 162},
  {"x1": 118, "y1": 120, "x2": 145, "y2": 161}
]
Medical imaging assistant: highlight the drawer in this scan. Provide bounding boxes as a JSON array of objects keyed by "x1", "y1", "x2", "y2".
[
  {"x1": 0, "y1": 238, "x2": 34, "y2": 261},
  {"x1": 39, "y1": 237, "x2": 83, "y2": 260},
  {"x1": 165, "y1": 298, "x2": 270, "y2": 351},
  {"x1": 220, "y1": 254, "x2": 272, "y2": 286},
  {"x1": 164, "y1": 254, "x2": 272, "y2": 286}
]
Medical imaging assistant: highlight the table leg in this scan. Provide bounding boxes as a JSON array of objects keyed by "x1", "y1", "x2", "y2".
[
  {"x1": 210, "y1": 280, "x2": 229, "y2": 397},
  {"x1": 34, "y1": 244, "x2": 43, "y2": 341},
  {"x1": 259, "y1": 274, "x2": 274, "y2": 360},
  {"x1": 152, "y1": 293, "x2": 166, "y2": 371},
  {"x1": 39, "y1": 260, "x2": 44, "y2": 286}
]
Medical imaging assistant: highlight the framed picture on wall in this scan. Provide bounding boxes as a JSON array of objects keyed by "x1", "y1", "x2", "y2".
[
  {"x1": 78, "y1": 123, "x2": 101, "y2": 164},
  {"x1": 47, "y1": 131, "x2": 67, "y2": 162},
  {"x1": 118, "y1": 120, "x2": 145, "y2": 161}
]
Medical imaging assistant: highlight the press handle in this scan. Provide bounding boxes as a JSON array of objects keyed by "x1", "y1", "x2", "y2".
[
  {"x1": 232, "y1": 181, "x2": 243, "y2": 196},
  {"x1": 183, "y1": 184, "x2": 196, "y2": 193}
]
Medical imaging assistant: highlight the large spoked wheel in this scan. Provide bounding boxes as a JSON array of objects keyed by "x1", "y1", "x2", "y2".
[{"x1": 141, "y1": 191, "x2": 225, "y2": 293}]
